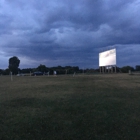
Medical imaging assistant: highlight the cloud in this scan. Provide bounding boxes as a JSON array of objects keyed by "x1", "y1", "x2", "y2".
[{"x1": 0, "y1": 0, "x2": 140, "y2": 69}]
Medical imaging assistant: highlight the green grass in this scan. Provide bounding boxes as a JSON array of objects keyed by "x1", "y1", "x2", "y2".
[{"x1": 0, "y1": 74, "x2": 140, "y2": 140}]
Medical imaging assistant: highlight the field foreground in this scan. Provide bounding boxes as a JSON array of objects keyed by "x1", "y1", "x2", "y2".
[{"x1": 0, "y1": 74, "x2": 140, "y2": 140}]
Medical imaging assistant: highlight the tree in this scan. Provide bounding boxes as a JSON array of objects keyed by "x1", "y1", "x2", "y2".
[
  {"x1": 120, "y1": 66, "x2": 134, "y2": 73},
  {"x1": 36, "y1": 64, "x2": 47, "y2": 72},
  {"x1": 136, "y1": 65, "x2": 140, "y2": 71},
  {"x1": 9, "y1": 56, "x2": 20, "y2": 74},
  {"x1": 21, "y1": 68, "x2": 34, "y2": 73},
  {"x1": 4, "y1": 68, "x2": 10, "y2": 75}
]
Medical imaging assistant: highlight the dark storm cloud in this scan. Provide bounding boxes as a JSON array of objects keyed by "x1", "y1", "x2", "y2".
[{"x1": 0, "y1": 0, "x2": 140, "y2": 68}]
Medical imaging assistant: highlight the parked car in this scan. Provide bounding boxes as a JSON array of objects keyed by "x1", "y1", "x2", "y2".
[
  {"x1": 16, "y1": 73, "x2": 25, "y2": 76},
  {"x1": 31, "y1": 71, "x2": 43, "y2": 76}
]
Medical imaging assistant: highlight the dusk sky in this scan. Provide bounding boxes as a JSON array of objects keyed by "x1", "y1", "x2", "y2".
[{"x1": 0, "y1": 0, "x2": 140, "y2": 69}]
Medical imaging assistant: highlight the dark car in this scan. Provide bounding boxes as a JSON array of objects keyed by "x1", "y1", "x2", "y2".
[{"x1": 31, "y1": 71, "x2": 43, "y2": 76}]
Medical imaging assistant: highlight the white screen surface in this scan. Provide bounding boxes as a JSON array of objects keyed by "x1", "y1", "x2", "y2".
[{"x1": 99, "y1": 48, "x2": 116, "y2": 66}]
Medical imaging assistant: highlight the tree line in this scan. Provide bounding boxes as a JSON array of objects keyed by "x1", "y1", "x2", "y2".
[
  {"x1": 0, "y1": 56, "x2": 139, "y2": 75},
  {"x1": 0, "y1": 56, "x2": 81, "y2": 75}
]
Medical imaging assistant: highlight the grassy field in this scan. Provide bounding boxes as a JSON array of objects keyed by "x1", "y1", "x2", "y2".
[{"x1": 0, "y1": 74, "x2": 140, "y2": 140}]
